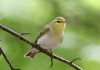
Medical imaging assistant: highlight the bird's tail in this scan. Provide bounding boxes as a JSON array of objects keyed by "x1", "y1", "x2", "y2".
[{"x1": 24, "y1": 48, "x2": 39, "y2": 59}]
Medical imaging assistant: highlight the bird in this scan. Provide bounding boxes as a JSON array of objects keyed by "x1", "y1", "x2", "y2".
[{"x1": 24, "y1": 17, "x2": 66, "y2": 59}]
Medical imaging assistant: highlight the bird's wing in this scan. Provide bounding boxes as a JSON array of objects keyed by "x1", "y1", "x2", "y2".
[{"x1": 34, "y1": 25, "x2": 50, "y2": 44}]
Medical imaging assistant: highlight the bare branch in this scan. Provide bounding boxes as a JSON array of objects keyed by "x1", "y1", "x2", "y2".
[
  {"x1": 0, "y1": 24, "x2": 83, "y2": 70},
  {"x1": 21, "y1": 32, "x2": 31, "y2": 35},
  {"x1": 70, "y1": 58, "x2": 81, "y2": 64},
  {"x1": 0, "y1": 47, "x2": 20, "y2": 70}
]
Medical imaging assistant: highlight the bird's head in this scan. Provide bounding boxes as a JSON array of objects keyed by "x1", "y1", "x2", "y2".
[{"x1": 50, "y1": 17, "x2": 66, "y2": 33}]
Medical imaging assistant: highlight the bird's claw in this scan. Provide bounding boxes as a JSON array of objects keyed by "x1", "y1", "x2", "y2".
[{"x1": 32, "y1": 44, "x2": 40, "y2": 48}]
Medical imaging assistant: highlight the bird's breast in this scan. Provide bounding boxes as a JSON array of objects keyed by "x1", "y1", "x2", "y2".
[{"x1": 37, "y1": 34, "x2": 63, "y2": 49}]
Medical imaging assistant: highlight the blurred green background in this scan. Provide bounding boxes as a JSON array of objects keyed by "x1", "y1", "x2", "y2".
[{"x1": 0, "y1": 0, "x2": 100, "y2": 70}]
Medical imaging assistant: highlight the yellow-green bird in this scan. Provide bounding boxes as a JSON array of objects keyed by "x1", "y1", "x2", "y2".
[{"x1": 24, "y1": 17, "x2": 66, "y2": 58}]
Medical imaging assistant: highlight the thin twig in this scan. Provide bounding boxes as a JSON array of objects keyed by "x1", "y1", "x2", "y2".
[
  {"x1": 0, "y1": 24, "x2": 83, "y2": 70},
  {"x1": 21, "y1": 32, "x2": 31, "y2": 35},
  {"x1": 50, "y1": 50, "x2": 53, "y2": 67},
  {"x1": 0, "y1": 40, "x2": 1, "y2": 55},
  {"x1": 0, "y1": 47, "x2": 20, "y2": 70},
  {"x1": 70, "y1": 58, "x2": 81, "y2": 64}
]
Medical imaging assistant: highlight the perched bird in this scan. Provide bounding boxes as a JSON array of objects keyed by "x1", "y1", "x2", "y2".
[{"x1": 24, "y1": 17, "x2": 66, "y2": 59}]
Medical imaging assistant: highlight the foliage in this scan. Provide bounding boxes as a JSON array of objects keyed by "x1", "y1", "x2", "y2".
[{"x1": 0, "y1": 0, "x2": 100, "y2": 70}]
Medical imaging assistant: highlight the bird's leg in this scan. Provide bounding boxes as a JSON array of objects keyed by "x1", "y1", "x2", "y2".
[
  {"x1": 50, "y1": 49, "x2": 54, "y2": 67},
  {"x1": 70, "y1": 58, "x2": 81, "y2": 64}
]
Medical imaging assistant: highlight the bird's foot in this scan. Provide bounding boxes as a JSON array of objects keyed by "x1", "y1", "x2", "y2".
[{"x1": 32, "y1": 44, "x2": 40, "y2": 49}]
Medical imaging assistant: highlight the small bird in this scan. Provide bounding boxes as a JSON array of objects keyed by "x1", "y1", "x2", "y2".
[{"x1": 24, "y1": 17, "x2": 66, "y2": 59}]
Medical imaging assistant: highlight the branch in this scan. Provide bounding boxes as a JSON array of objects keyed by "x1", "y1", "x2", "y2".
[
  {"x1": 0, "y1": 47, "x2": 20, "y2": 70},
  {"x1": 0, "y1": 24, "x2": 83, "y2": 70},
  {"x1": 21, "y1": 32, "x2": 31, "y2": 35}
]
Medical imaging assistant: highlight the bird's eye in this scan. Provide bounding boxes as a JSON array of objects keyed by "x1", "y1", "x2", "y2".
[{"x1": 57, "y1": 20, "x2": 61, "y2": 23}]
